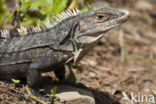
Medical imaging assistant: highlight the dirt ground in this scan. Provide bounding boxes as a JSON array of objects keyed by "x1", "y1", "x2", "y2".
[{"x1": 0, "y1": 0, "x2": 156, "y2": 104}]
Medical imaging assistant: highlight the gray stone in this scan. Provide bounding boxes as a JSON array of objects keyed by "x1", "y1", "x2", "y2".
[{"x1": 55, "y1": 85, "x2": 95, "y2": 104}]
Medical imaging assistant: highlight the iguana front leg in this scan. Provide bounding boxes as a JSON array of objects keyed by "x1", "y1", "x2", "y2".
[
  {"x1": 27, "y1": 54, "x2": 66, "y2": 102},
  {"x1": 27, "y1": 55, "x2": 63, "y2": 88}
]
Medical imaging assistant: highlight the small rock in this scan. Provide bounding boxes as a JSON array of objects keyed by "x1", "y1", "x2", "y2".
[{"x1": 55, "y1": 85, "x2": 95, "y2": 104}]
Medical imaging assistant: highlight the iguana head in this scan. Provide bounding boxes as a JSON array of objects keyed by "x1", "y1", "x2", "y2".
[{"x1": 71, "y1": 8, "x2": 129, "y2": 64}]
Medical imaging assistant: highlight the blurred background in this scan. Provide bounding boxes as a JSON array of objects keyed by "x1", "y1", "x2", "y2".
[{"x1": 0, "y1": 0, "x2": 156, "y2": 104}]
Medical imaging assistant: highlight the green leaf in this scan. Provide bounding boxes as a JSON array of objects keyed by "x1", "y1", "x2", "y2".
[
  {"x1": 11, "y1": 79, "x2": 20, "y2": 84},
  {"x1": 52, "y1": 0, "x2": 67, "y2": 15},
  {"x1": 21, "y1": 0, "x2": 30, "y2": 4},
  {"x1": 24, "y1": 2, "x2": 32, "y2": 10},
  {"x1": 45, "y1": 0, "x2": 52, "y2": 4},
  {"x1": 71, "y1": 64, "x2": 81, "y2": 70},
  {"x1": 0, "y1": 0, "x2": 7, "y2": 25},
  {"x1": 50, "y1": 86, "x2": 58, "y2": 96},
  {"x1": 40, "y1": 5, "x2": 51, "y2": 14},
  {"x1": 23, "y1": 16, "x2": 39, "y2": 26},
  {"x1": 81, "y1": 8, "x2": 89, "y2": 13},
  {"x1": 16, "y1": 5, "x2": 23, "y2": 12},
  {"x1": 29, "y1": 0, "x2": 45, "y2": 9}
]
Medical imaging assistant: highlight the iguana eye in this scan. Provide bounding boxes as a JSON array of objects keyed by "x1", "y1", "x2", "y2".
[{"x1": 93, "y1": 14, "x2": 109, "y2": 22}]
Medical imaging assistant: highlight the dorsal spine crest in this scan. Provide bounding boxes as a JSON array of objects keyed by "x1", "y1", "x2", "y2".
[{"x1": 0, "y1": 8, "x2": 80, "y2": 39}]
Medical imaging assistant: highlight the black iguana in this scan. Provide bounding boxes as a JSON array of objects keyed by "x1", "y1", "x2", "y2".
[{"x1": 0, "y1": 8, "x2": 129, "y2": 102}]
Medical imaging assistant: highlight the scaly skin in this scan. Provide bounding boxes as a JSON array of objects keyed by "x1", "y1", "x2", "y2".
[{"x1": 0, "y1": 8, "x2": 129, "y2": 101}]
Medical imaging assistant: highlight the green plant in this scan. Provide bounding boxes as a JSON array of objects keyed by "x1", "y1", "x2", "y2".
[
  {"x1": 71, "y1": 64, "x2": 81, "y2": 70},
  {"x1": 81, "y1": 8, "x2": 89, "y2": 13},
  {"x1": 47, "y1": 86, "x2": 60, "y2": 101},
  {"x1": 0, "y1": 0, "x2": 94, "y2": 27},
  {"x1": 11, "y1": 78, "x2": 21, "y2": 84},
  {"x1": 14, "y1": 0, "x2": 68, "y2": 26},
  {"x1": 0, "y1": 0, "x2": 6, "y2": 25},
  {"x1": 0, "y1": 0, "x2": 12, "y2": 27}
]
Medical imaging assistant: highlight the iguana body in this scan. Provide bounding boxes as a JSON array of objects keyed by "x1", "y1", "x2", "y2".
[{"x1": 0, "y1": 8, "x2": 129, "y2": 98}]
